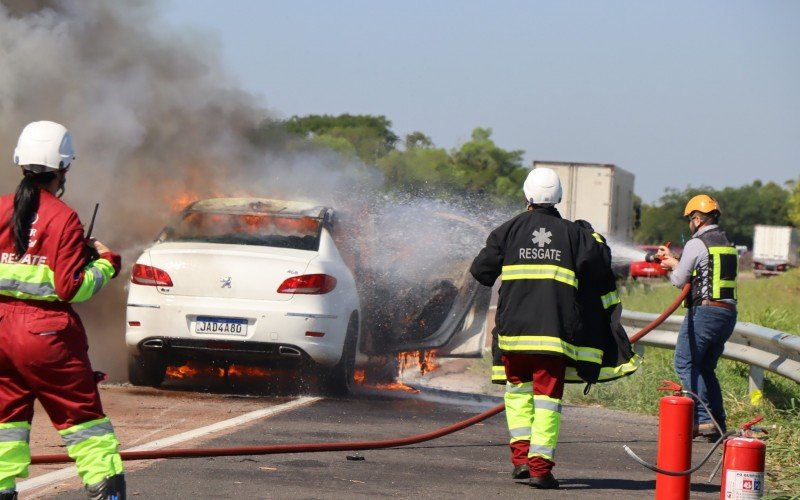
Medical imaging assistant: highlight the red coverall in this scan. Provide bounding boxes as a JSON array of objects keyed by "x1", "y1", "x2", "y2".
[{"x1": 0, "y1": 190, "x2": 123, "y2": 490}]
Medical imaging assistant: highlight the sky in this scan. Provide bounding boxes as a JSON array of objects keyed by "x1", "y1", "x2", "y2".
[{"x1": 158, "y1": 0, "x2": 800, "y2": 203}]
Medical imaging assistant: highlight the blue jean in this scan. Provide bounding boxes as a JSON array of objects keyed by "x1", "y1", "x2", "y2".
[{"x1": 674, "y1": 305, "x2": 737, "y2": 430}]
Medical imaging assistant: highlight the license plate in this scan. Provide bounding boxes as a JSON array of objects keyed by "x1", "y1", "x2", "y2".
[{"x1": 195, "y1": 316, "x2": 248, "y2": 336}]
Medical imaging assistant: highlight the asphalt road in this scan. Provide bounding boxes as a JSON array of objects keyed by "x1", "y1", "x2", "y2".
[{"x1": 36, "y1": 386, "x2": 722, "y2": 500}]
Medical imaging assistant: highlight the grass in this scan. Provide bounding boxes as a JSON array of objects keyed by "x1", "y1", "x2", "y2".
[{"x1": 564, "y1": 268, "x2": 800, "y2": 498}]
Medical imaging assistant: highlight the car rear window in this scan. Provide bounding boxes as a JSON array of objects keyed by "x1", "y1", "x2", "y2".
[{"x1": 161, "y1": 212, "x2": 322, "y2": 251}]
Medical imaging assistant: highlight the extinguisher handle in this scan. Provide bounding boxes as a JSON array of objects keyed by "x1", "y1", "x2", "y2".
[
  {"x1": 656, "y1": 379, "x2": 682, "y2": 394},
  {"x1": 740, "y1": 415, "x2": 764, "y2": 430}
]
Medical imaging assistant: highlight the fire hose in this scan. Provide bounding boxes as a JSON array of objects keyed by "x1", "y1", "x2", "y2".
[{"x1": 30, "y1": 284, "x2": 691, "y2": 465}]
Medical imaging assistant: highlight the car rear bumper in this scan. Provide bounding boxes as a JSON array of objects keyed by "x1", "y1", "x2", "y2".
[
  {"x1": 125, "y1": 294, "x2": 352, "y2": 367},
  {"x1": 131, "y1": 336, "x2": 312, "y2": 367}
]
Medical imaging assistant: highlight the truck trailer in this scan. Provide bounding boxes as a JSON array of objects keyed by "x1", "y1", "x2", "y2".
[
  {"x1": 532, "y1": 161, "x2": 636, "y2": 241},
  {"x1": 752, "y1": 225, "x2": 799, "y2": 277}
]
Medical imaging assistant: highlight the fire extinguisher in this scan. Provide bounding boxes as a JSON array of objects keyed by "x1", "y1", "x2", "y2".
[
  {"x1": 720, "y1": 417, "x2": 767, "y2": 499},
  {"x1": 654, "y1": 381, "x2": 694, "y2": 499}
]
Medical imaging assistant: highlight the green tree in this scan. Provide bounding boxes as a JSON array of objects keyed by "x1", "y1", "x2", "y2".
[
  {"x1": 377, "y1": 146, "x2": 455, "y2": 196},
  {"x1": 451, "y1": 127, "x2": 527, "y2": 204},
  {"x1": 283, "y1": 114, "x2": 399, "y2": 164},
  {"x1": 634, "y1": 187, "x2": 699, "y2": 245},
  {"x1": 634, "y1": 181, "x2": 791, "y2": 248},
  {"x1": 404, "y1": 131, "x2": 433, "y2": 150},
  {"x1": 714, "y1": 181, "x2": 790, "y2": 246},
  {"x1": 788, "y1": 177, "x2": 800, "y2": 228}
]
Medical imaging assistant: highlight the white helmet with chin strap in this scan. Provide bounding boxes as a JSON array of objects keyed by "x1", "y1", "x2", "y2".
[
  {"x1": 13, "y1": 121, "x2": 75, "y2": 173},
  {"x1": 523, "y1": 167, "x2": 562, "y2": 206}
]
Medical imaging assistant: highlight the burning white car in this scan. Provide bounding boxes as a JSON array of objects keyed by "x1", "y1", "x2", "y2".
[{"x1": 125, "y1": 198, "x2": 360, "y2": 394}]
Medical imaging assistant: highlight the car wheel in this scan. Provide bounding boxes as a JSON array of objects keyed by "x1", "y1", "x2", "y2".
[
  {"x1": 319, "y1": 314, "x2": 358, "y2": 396},
  {"x1": 127, "y1": 353, "x2": 167, "y2": 387}
]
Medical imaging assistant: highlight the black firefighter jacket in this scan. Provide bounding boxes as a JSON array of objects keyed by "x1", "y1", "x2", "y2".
[{"x1": 471, "y1": 207, "x2": 639, "y2": 385}]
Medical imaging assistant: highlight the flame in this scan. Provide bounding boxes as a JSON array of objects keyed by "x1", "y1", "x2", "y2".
[
  {"x1": 170, "y1": 191, "x2": 199, "y2": 213},
  {"x1": 166, "y1": 361, "x2": 289, "y2": 380},
  {"x1": 350, "y1": 352, "x2": 439, "y2": 394},
  {"x1": 397, "y1": 350, "x2": 439, "y2": 376},
  {"x1": 367, "y1": 381, "x2": 420, "y2": 394},
  {"x1": 226, "y1": 365, "x2": 290, "y2": 378},
  {"x1": 161, "y1": 168, "x2": 253, "y2": 214},
  {"x1": 166, "y1": 362, "x2": 203, "y2": 379},
  {"x1": 353, "y1": 376, "x2": 420, "y2": 394}
]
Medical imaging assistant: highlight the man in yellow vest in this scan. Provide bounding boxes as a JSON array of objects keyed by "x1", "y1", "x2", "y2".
[{"x1": 658, "y1": 194, "x2": 738, "y2": 442}]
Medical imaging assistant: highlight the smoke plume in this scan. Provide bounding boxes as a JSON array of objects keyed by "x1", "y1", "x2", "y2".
[{"x1": 0, "y1": 0, "x2": 493, "y2": 381}]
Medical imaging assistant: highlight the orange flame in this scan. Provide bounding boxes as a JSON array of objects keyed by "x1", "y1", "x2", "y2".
[
  {"x1": 166, "y1": 362, "x2": 203, "y2": 379},
  {"x1": 352, "y1": 367, "x2": 420, "y2": 393},
  {"x1": 368, "y1": 381, "x2": 420, "y2": 394},
  {"x1": 166, "y1": 362, "x2": 289, "y2": 380},
  {"x1": 397, "y1": 350, "x2": 439, "y2": 376},
  {"x1": 169, "y1": 192, "x2": 199, "y2": 213}
]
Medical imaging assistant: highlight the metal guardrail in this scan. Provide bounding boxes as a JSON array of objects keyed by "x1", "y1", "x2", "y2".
[{"x1": 621, "y1": 310, "x2": 800, "y2": 397}]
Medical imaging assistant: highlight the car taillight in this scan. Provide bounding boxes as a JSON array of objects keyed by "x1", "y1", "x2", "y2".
[
  {"x1": 754, "y1": 263, "x2": 764, "y2": 270},
  {"x1": 277, "y1": 274, "x2": 337, "y2": 294},
  {"x1": 777, "y1": 264, "x2": 786, "y2": 271},
  {"x1": 131, "y1": 263, "x2": 174, "y2": 287}
]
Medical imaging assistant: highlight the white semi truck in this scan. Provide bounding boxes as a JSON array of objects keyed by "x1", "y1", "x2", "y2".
[
  {"x1": 752, "y1": 225, "x2": 799, "y2": 277},
  {"x1": 532, "y1": 161, "x2": 636, "y2": 241}
]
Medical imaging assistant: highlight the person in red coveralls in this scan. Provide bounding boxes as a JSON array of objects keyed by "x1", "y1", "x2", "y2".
[{"x1": 0, "y1": 121, "x2": 125, "y2": 500}]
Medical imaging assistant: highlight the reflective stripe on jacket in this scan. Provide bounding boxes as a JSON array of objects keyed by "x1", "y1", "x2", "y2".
[
  {"x1": 568, "y1": 224, "x2": 640, "y2": 384},
  {"x1": 470, "y1": 207, "x2": 611, "y2": 375},
  {"x1": 0, "y1": 191, "x2": 120, "y2": 304}
]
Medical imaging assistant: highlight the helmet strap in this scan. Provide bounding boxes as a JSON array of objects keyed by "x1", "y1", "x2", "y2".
[{"x1": 56, "y1": 171, "x2": 66, "y2": 198}]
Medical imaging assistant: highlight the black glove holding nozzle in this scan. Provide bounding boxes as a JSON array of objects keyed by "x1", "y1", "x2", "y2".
[
  {"x1": 644, "y1": 250, "x2": 662, "y2": 263},
  {"x1": 644, "y1": 241, "x2": 672, "y2": 263}
]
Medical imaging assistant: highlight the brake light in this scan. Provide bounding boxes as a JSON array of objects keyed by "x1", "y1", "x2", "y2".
[
  {"x1": 754, "y1": 263, "x2": 764, "y2": 270},
  {"x1": 777, "y1": 264, "x2": 786, "y2": 272},
  {"x1": 131, "y1": 263, "x2": 174, "y2": 287},
  {"x1": 277, "y1": 274, "x2": 337, "y2": 294}
]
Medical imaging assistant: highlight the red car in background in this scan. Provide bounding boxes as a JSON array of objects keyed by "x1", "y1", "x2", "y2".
[{"x1": 629, "y1": 245, "x2": 670, "y2": 280}]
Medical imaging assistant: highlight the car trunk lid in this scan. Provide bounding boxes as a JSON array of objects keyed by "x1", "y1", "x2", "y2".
[{"x1": 142, "y1": 242, "x2": 315, "y2": 301}]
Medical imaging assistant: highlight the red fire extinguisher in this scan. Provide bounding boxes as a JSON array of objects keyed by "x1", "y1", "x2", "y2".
[
  {"x1": 655, "y1": 380, "x2": 693, "y2": 500},
  {"x1": 720, "y1": 417, "x2": 766, "y2": 499}
]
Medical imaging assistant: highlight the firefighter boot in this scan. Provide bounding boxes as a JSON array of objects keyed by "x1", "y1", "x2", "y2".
[
  {"x1": 512, "y1": 464, "x2": 530, "y2": 479},
  {"x1": 0, "y1": 489, "x2": 17, "y2": 500},
  {"x1": 85, "y1": 474, "x2": 126, "y2": 500},
  {"x1": 529, "y1": 472, "x2": 559, "y2": 489}
]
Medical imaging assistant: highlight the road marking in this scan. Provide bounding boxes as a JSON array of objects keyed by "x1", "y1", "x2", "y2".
[{"x1": 18, "y1": 396, "x2": 321, "y2": 493}]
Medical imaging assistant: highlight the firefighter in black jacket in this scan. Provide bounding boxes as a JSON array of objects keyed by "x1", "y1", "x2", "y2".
[{"x1": 471, "y1": 167, "x2": 630, "y2": 489}]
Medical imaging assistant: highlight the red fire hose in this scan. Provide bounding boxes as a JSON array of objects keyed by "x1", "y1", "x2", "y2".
[
  {"x1": 30, "y1": 284, "x2": 690, "y2": 465},
  {"x1": 628, "y1": 283, "x2": 690, "y2": 344}
]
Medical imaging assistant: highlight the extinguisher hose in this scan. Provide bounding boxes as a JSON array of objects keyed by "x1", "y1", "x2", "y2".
[
  {"x1": 623, "y1": 433, "x2": 731, "y2": 476},
  {"x1": 623, "y1": 389, "x2": 730, "y2": 476},
  {"x1": 30, "y1": 285, "x2": 688, "y2": 465}
]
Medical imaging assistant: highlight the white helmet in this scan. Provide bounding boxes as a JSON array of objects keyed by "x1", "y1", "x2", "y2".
[
  {"x1": 523, "y1": 167, "x2": 562, "y2": 206},
  {"x1": 13, "y1": 121, "x2": 75, "y2": 173}
]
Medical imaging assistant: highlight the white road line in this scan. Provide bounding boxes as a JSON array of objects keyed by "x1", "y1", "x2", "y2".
[{"x1": 18, "y1": 396, "x2": 321, "y2": 493}]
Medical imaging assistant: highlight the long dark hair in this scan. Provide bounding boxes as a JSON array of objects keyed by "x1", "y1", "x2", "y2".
[{"x1": 12, "y1": 170, "x2": 56, "y2": 258}]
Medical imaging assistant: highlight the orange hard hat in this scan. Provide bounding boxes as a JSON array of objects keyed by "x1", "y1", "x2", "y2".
[{"x1": 683, "y1": 194, "x2": 721, "y2": 217}]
